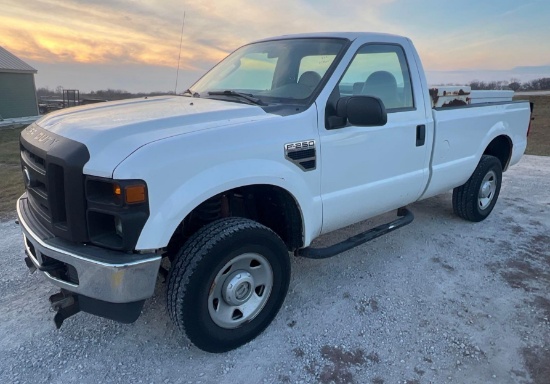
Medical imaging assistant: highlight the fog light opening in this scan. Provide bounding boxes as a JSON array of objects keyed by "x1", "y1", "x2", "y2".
[{"x1": 115, "y1": 217, "x2": 123, "y2": 237}]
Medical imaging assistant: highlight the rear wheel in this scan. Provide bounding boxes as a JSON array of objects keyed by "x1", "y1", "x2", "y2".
[
  {"x1": 167, "y1": 217, "x2": 290, "y2": 353},
  {"x1": 452, "y1": 155, "x2": 502, "y2": 222}
]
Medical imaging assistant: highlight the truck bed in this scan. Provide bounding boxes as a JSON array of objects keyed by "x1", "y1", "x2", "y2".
[{"x1": 420, "y1": 100, "x2": 531, "y2": 200}]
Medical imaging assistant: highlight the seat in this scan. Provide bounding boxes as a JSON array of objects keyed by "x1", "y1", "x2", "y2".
[
  {"x1": 353, "y1": 82, "x2": 364, "y2": 95},
  {"x1": 298, "y1": 71, "x2": 322, "y2": 89},
  {"x1": 361, "y1": 71, "x2": 400, "y2": 109}
]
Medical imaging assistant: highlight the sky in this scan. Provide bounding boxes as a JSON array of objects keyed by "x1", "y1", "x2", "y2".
[{"x1": 1, "y1": 0, "x2": 550, "y2": 93}]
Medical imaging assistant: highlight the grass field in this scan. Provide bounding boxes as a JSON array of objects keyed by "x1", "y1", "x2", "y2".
[
  {"x1": 513, "y1": 94, "x2": 550, "y2": 156},
  {"x1": 0, "y1": 95, "x2": 548, "y2": 217},
  {"x1": 0, "y1": 128, "x2": 24, "y2": 219}
]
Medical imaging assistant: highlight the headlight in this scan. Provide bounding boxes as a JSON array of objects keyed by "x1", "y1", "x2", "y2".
[
  {"x1": 85, "y1": 177, "x2": 149, "y2": 251},
  {"x1": 86, "y1": 178, "x2": 148, "y2": 206}
]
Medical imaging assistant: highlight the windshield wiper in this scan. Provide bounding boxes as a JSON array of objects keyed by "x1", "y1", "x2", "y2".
[
  {"x1": 207, "y1": 90, "x2": 266, "y2": 106},
  {"x1": 182, "y1": 89, "x2": 200, "y2": 97}
]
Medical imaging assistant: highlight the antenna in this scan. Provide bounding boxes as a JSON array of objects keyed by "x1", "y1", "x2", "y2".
[{"x1": 174, "y1": 11, "x2": 186, "y2": 94}]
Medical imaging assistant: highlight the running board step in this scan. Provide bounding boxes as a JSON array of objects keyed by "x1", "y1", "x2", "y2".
[{"x1": 297, "y1": 207, "x2": 414, "y2": 259}]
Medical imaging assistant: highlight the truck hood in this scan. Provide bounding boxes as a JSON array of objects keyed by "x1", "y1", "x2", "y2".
[{"x1": 36, "y1": 96, "x2": 275, "y2": 177}]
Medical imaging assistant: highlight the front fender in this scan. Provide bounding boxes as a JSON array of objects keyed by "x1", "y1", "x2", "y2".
[
  {"x1": 119, "y1": 158, "x2": 322, "y2": 250},
  {"x1": 111, "y1": 104, "x2": 322, "y2": 250}
]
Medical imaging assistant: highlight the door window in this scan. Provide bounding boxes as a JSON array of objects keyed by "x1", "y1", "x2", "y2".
[{"x1": 337, "y1": 44, "x2": 414, "y2": 111}]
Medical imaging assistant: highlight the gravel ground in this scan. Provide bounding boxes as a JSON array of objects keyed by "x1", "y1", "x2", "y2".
[{"x1": 1, "y1": 155, "x2": 548, "y2": 384}]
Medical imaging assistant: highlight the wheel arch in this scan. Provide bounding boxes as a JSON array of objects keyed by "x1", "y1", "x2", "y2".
[
  {"x1": 132, "y1": 154, "x2": 321, "y2": 251},
  {"x1": 483, "y1": 134, "x2": 513, "y2": 171},
  {"x1": 162, "y1": 183, "x2": 305, "y2": 256}
]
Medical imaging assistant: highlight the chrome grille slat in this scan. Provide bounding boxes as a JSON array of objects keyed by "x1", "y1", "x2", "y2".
[
  {"x1": 21, "y1": 144, "x2": 52, "y2": 224},
  {"x1": 27, "y1": 193, "x2": 51, "y2": 224},
  {"x1": 21, "y1": 149, "x2": 46, "y2": 175},
  {"x1": 33, "y1": 186, "x2": 48, "y2": 199},
  {"x1": 27, "y1": 186, "x2": 50, "y2": 215}
]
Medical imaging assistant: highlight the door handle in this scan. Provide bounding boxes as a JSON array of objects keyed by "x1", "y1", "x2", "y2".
[{"x1": 416, "y1": 125, "x2": 426, "y2": 147}]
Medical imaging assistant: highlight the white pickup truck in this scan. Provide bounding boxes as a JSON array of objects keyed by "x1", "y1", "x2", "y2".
[{"x1": 17, "y1": 32, "x2": 532, "y2": 352}]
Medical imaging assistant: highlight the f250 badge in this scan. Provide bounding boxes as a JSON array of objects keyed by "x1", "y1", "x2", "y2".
[{"x1": 284, "y1": 140, "x2": 316, "y2": 171}]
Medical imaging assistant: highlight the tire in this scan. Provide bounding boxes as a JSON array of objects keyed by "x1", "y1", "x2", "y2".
[
  {"x1": 167, "y1": 217, "x2": 291, "y2": 353},
  {"x1": 452, "y1": 155, "x2": 502, "y2": 222}
]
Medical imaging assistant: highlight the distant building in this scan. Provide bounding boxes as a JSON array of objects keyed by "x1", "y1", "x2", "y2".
[{"x1": 0, "y1": 46, "x2": 39, "y2": 119}]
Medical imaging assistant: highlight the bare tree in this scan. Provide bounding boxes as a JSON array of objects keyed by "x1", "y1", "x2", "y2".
[{"x1": 508, "y1": 78, "x2": 521, "y2": 91}]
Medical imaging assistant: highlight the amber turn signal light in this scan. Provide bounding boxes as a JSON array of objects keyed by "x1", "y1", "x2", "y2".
[{"x1": 125, "y1": 185, "x2": 146, "y2": 204}]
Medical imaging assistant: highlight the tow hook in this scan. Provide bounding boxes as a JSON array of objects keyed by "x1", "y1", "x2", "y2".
[
  {"x1": 49, "y1": 290, "x2": 80, "y2": 329},
  {"x1": 24, "y1": 255, "x2": 66, "y2": 274}
]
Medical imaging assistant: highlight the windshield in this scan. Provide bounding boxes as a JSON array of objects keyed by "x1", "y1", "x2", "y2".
[{"x1": 188, "y1": 38, "x2": 347, "y2": 105}]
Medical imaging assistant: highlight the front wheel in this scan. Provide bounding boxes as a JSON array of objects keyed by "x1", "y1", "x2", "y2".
[
  {"x1": 167, "y1": 217, "x2": 290, "y2": 353},
  {"x1": 452, "y1": 155, "x2": 503, "y2": 222}
]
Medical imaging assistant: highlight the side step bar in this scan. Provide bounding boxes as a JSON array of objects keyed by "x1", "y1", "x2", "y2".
[{"x1": 297, "y1": 207, "x2": 414, "y2": 259}]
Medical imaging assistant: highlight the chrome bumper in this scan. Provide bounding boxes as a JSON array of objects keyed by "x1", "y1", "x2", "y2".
[{"x1": 17, "y1": 195, "x2": 161, "y2": 303}]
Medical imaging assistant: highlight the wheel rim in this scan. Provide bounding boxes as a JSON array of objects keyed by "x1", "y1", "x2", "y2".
[
  {"x1": 478, "y1": 170, "x2": 497, "y2": 210},
  {"x1": 208, "y1": 253, "x2": 273, "y2": 329}
]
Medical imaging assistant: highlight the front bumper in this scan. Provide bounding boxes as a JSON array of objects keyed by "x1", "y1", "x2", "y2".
[{"x1": 17, "y1": 194, "x2": 161, "y2": 304}]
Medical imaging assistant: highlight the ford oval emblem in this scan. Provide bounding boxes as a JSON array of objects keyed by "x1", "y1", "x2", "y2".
[{"x1": 23, "y1": 167, "x2": 31, "y2": 188}]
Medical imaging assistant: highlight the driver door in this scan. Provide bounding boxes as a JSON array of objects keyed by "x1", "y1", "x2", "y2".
[{"x1": 319, "y1": 43, "x2": 430, "y2": 234}]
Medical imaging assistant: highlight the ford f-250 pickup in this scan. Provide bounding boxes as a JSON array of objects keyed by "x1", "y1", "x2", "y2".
[{"x1": 16, "y1": 32, "x2": 532, "y2": 353}]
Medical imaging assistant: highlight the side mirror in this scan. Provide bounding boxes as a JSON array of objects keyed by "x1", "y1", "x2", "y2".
[{"x1": 335, "y1": 96, "x2": 387, "y2": 127}]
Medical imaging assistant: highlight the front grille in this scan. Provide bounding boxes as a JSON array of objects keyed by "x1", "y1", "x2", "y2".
[
  {"x1": 48, "y1": 163, "x2": 68, "y2": 227},
  {"x1": 21, "y1": 147, "x2": 46, "y2": 173},
  {"x1": 21, "y1": 148, "x2": 53, "y2": 223},
  {"x1": 20, "y1": 123, "x2": 90, "y2": 242}
]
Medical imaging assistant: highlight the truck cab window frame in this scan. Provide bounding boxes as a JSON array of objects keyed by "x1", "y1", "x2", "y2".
[{"x1": 327, "y1": 43, "x2": 415, "y2": 128}]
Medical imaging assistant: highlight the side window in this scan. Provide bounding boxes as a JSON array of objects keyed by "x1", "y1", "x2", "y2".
[{"x1": 337, "y1": 44, "x2": 414, "y2": 111}]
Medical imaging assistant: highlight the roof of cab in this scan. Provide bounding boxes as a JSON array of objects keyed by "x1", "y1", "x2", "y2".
[{"x1": 252, "y1": 32, "x2": 408, "y2": 43}]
